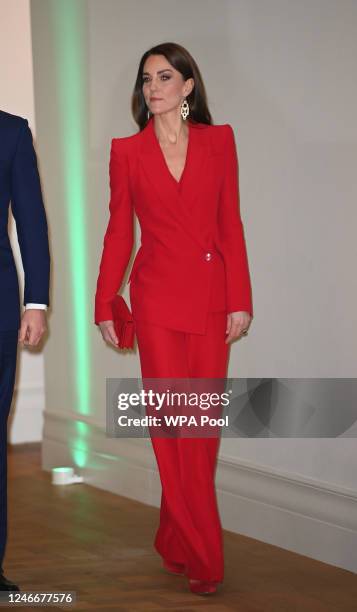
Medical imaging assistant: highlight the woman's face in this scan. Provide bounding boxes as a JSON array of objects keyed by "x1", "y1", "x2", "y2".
[{"x1": 142, "y1": 54, "x2": 193, "y2": 117}]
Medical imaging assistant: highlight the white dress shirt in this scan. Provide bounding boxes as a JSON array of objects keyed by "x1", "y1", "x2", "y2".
[{"x1": 25, "y1": 304, "x2": 47, "y2": 310}]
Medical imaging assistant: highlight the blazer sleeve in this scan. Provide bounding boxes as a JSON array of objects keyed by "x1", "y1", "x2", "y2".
[
  {"x1": 10, "y1": 119, "x2": 50, "y2": 306},
  {"x1": 94, "y1": 138, "x2": 133, "y2": 324},
  {"x1": 216, "y1": 124, "x2": 253, "y2": 317}
]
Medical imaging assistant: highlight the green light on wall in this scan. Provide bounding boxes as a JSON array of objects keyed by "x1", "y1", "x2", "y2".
[
  {"x1": 50, "y1": 0, "x2": 90, "y2": 416},
  {"x1": 72, "y1": 420, "x2": 90, "y2": 467},
  {"x1": 73, "y1": 447, "x2": 89, "y2": 469},
  {"x1": 74, "y1": 420, "x2": 90, "y2": 437}
]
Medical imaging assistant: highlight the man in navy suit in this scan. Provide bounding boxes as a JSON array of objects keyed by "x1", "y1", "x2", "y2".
[{"x1": 0, "y1": 110, "x2": 50, "y2": 591}]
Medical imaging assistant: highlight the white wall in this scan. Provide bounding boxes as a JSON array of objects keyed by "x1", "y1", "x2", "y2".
[
  {"x1": 88, "y1": 0, "x2": 357, "y2": 487},
  {"x1": 0, "y1": 0, "x2": 46, "y2": 443},
  {"x1": 30, "y1": 0, "x2": 357, "y2": 572}
]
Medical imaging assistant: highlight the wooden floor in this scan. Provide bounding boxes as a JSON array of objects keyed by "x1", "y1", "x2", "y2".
[{"x1": 3, "y1": 444, "x2": 356, "y2": 611}]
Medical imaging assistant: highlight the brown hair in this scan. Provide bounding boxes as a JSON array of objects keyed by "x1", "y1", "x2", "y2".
[{"x1": 131, "y1": 42, "x2": 213, "y2": 131}]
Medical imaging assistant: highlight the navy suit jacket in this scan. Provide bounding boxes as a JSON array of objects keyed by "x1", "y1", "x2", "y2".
[{"x1": 0, "y1": 110, "x2": 50, "y2": 331}]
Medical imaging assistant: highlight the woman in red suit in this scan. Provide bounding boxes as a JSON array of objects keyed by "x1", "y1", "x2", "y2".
[{"x1": 95, "y1": 42, "x2": 253, "y2": 596}]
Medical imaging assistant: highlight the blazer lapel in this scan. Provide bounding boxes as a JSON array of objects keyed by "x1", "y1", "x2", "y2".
[{"x1": 139, "y1": 116, "x2": 211, "y2": 250}]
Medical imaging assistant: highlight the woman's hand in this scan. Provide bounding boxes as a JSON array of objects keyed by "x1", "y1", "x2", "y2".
[
  {"x1": 225, "y1": 311, "x2": 252, "y2": 344},
  {"x1": 98, "y1": 320, "x2": 119, "y2": 348}
]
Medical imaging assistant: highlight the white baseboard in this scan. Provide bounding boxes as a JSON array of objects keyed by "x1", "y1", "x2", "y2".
[
  {"x1": 8, "y1": 384, "x2": 44, "y2": 444},
  {"x1": 42, "y1": 410, "x2": 357, "y2": 574}
]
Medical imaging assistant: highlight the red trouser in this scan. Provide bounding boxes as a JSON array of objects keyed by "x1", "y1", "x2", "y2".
[{"x1": 134, "y1": 311, "x2": 230, "y2": 582}]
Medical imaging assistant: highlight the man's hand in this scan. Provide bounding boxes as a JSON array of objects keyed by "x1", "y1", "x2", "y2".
[
  {"x1": 19, "y1": 309, "x2": 47, "y2": 347},
  {"x1": 225, "y1": 311, "x2": 252, "y2": 344}
]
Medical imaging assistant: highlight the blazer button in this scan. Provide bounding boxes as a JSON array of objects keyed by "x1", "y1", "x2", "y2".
[{"x1": 205, "y1": 252, "x2": 212, "y2": 261}]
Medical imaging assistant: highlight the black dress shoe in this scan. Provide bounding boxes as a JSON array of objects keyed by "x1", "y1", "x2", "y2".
[{"x1": 0, "y1": 570, "x2": 20, "y2": 591}]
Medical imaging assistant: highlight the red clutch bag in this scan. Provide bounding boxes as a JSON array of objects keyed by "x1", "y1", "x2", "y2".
[{"x1": 111, "y1": 295, "x2": 135, "y2": 349}]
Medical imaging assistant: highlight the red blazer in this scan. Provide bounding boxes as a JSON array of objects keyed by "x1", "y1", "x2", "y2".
[{"x1": 94, "y1": 116, "x2": 253, "y2": 334}]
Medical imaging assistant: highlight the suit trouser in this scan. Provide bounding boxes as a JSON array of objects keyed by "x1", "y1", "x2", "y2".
[
  {"x1": 134, "y1": 311, "x2": 230, "y2": 582},
  {"x1": 0, "y1": 330, "x2": 18, "y2": 568}
]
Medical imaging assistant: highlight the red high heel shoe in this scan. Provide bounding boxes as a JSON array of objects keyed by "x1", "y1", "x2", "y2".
[
  {"x1": 188, "y1": 578, "x2": 218, "y2": 595},
  {"x1": 162, "y1": 559, "x2": 186, "y2": 576}
]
